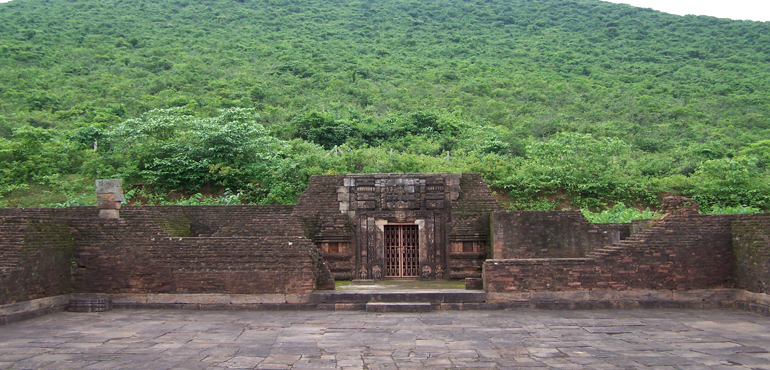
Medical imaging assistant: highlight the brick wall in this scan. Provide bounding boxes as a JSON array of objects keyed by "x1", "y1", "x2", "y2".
[
  {"x1": 70, "y1": 209, "x2": 326, "y2": 294},
  {"x1": 732, "y1": 213, "x2": 770, "y2": 294},
  {"x1": 0, "y1": 217, "x2": 75, "y2": 305},
  {"x1": 491, "y1": 211, "x2": 619, "y2": 259},
  {"x1": 0, "y1": 206, "x2": 329, "y2": 303},
  {"x1": 485, "y1": 214, "x2": 737, "y2": 292},
  {"x1": 73, "y1": 233, "x2": 319, "y2": 294},
  {"x1": 136, "y1": 205, "x2": 296, "y2": 237}
]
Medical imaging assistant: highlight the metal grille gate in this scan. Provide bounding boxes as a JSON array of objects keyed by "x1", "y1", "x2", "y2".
[{"x1": 384, "y1": 225, "x2": 419, "y2": 277}]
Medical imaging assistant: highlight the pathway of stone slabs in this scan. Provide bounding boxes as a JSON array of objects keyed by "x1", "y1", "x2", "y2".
[{"x1": 1, "y1": 309, "x2": 769, "y2": 369}]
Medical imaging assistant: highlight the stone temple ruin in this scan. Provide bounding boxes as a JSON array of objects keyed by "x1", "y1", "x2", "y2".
[
  {"x1": 293, "y1": 173, "x2": 500, "y2": 282},
  {"x1": 0, "y1": 173, "x2": 768, "y2": 322}
]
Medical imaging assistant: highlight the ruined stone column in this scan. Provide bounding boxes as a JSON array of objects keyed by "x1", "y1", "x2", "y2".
[{"x1": 95, "y1": 179, "x2": 125, "y2": 218}]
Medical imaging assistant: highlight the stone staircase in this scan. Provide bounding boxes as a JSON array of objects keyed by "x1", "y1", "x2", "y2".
[
  {"x1": 585, "y1": 220, "x2": 664, "y2": 259},
  {"x1": 309, "y1": 289, "x2": 487, "y2": 312}
]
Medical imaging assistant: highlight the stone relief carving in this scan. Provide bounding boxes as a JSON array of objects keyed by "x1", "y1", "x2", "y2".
[
  {"x1": 421, "y1": 265, "x2": 432, "y2": 279},
  {"x1": 359, "y1": 265, "x2": 368, "y2": 279},
  {"x1": 372, "y1": 265, "x2": 382, "y2": 280},
  {"x1": 435, "y1": 264, "x2": 444, "y2": 280}
]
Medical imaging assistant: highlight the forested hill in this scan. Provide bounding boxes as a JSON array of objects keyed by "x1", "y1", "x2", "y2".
[{"x1": 0, "y1": 0, "x2": 768, "y2": 211}]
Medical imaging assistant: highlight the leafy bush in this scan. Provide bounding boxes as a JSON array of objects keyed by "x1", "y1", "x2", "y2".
[
  {"x1": 685, "y1": 156, "x2": 770, "y2": 210},
  {"x1": 499, "y1": 133, "x2": 654, "y2": 208},
  {"x1": 700, "y1": 205, "x2": 764, "y2": 215},
  {"x1": 582, "y1": 203, "x2": 662, "y2": 223},
  {"x1": 292, "y1": 112, "x2": 353, "y2": 150}
]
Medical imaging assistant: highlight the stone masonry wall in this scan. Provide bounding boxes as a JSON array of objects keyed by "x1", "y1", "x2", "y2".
[
  {"x1": 485, "y1": 214, "x2": 737, "y2": 292},
  {"x1": 69, "y1": 209, "x2": 321, "y2": 294},
  {"x1": 0, "y1": 217, "x2": 75, "y2": 305},
  {"x1": 136, "y1": 205, "x2": 297, "y2": 237},
  {"x1": 0, "y1": 206, "x2": 326, "y2": 303},
  {"x1": 732, "y1": 213, "x2": 770, "y2": 294},
  {"x1": 492, "y1": 211, "x2": 619, "y2": 259},
  {"x1": 73, "y1": 234, "x2": 318, "y2": 294}
]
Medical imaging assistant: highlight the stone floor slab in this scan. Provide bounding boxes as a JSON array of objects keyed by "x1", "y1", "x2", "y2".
[{"x1": 0, "y1": 309, "x2": 767, "y2": 369}]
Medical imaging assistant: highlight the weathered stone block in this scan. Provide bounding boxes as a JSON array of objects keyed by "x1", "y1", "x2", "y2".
[{"x1": 230, "y1": 294, "x2": 286, "y2": 304}]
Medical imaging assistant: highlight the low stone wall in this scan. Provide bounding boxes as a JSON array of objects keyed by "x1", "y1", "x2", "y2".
[
  {"x1": 734, "y1": 290, "x2": 770, "y2": 316},
  {"x1": 485, "y1": 214, "x2": 737, "y2": 293},
  {"x1": 0, "y1": 295, "x2": 70, "y2": 326},
  {"x1": 485, "y1": 289, "x2": 770, "y2": 313},
  {"x1": 491, "y1": 211, "x2": 619, "y2": 259},
  {"x1": 2, "y1": 289, "x2": 767, "y2": 323}
]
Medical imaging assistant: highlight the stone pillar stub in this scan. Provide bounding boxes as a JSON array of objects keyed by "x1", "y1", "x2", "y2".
[
  {"x1": 447, "y1": 173, "x2": 461, "y2": 201},
  {"x1": 95, "y1": 179, "x2": 124, "y2": 218}
]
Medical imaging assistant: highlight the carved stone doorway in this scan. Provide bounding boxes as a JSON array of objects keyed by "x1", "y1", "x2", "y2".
[{"x1": 384, "y1": 224, "x2": 419, "y2": 277}]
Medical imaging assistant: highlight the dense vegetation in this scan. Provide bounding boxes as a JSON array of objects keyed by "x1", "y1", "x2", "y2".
[{"x1": 1, "y1": 0, "x2": 769, "y2": 212}]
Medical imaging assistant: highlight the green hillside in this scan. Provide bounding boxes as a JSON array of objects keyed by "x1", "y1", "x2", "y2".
[{"x1": 0, "y1": 0, "x2": 768, "y2": 211}]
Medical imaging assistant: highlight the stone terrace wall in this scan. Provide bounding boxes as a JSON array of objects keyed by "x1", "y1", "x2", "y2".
[
  {"x1": 0, "y1": 217, "x2": 75, "y2": 305},
  {"x1": 0, "y1": 206, "x2": 327, "y2": 303},
  {"x1": 485, "y1": 214, "x2": 737, "y2": 292},
  {"x1": 74, "y1": 233, "x2": 318, "y2": 295},
  {"x1": 70, "y1": 209, "x2": 323, "y2": 294},
  {"x1": 733, "y1": 213, "x2": 770, "y2": 294},
  {"x1": 492, "y1": 211, "x2": 620, "y2": 259}
]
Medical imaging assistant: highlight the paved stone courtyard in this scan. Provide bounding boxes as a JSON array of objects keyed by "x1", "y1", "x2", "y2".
[{"x1": 0, "y1": 309, "x2": 769, "y2": 369}]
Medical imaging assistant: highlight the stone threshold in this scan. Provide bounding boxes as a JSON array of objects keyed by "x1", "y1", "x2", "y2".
[{"x1": 2, "y1": 289, "x2": 768, "y2": 326}]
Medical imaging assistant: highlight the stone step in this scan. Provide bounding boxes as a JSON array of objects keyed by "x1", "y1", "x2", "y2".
[
  {"x1": 366, "y1": 302, "x2": 432, "y2": 313},
  {"x1": 310, "y1": 290, "x2": 486, "y2": 305}
]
